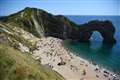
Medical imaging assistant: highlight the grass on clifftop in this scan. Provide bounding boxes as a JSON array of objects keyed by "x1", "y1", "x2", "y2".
[{"x1": 0, "y1": 44, "x2": 64, "y2": 80}]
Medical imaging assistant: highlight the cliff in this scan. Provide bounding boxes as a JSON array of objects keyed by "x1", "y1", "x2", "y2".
[{"x1": 0, "y1": 7, "x2": 116, "y2": 43}]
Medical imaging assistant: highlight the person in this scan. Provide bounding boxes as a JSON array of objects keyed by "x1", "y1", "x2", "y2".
[{"x1": 83, "y1": 69, "x2": 86, "y2": 75}]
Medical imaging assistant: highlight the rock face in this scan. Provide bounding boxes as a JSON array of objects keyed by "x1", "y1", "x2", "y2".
[
  {"x1": 0, "y1": 7, "x2": 116, "y2": 43},
  {"x1": 78, "y1": 20, "x2": 116, "y2": 43}
]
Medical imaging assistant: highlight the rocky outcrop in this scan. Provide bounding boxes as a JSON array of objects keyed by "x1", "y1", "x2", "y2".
[
  {"x1": 78, "y1": 20, "x2": 116, "y2": 43},
  {"x1": 0, "y1": 7, "x2": 116, "y2": 43}
]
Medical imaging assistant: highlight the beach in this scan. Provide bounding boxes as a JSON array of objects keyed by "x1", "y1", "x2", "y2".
[
  {"x1": 30, "y1": 37, "x2": 120, "y2": 80},
  {"x1": 13, "y1": 25, "x2": 119, "y2": 80}
]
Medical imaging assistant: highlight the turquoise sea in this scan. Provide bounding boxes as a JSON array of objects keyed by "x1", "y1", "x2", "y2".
[{"x1": 65, "y1": 16, "x2": 120, "y2": 74}]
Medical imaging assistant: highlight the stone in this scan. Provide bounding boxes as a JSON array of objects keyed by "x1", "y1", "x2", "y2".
[{"x1": 78, "y1": 20, "x2": 116, "y2": 43}]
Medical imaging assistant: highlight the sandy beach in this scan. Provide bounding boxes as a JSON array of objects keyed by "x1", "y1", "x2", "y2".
[
  {"x1": 14, "y1": 26, "x2": 119, "y2": 80},
  {"x1": 30, "y1": 37, "x2": 120, "y2": 80}
]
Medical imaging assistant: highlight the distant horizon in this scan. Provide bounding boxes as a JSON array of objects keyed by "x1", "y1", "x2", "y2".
[{"x1": 0, "y1": 0, "x2": 119, "y2": 16}]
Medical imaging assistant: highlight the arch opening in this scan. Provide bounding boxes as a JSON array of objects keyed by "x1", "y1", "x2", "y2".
[{"x1": 90, "y1": 31, "x2": 103, "y2": 42}]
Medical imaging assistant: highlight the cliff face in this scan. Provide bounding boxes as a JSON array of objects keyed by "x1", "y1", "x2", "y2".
[
  {"x1": 0, "y1": 7, "x2": 60, "y2": 38},
  {"x1": 0, "y1": 7, "x2": 116, "y2": 43},
  {"x1": 0, "y1": 7, "x2": 68, "y2": 39}
]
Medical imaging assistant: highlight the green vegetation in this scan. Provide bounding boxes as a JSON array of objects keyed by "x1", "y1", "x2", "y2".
[
  {"x1": 0, "y1": 13, "x2": 65, "y2": 80},
  {"x1": 0, "y1": 7, "x2": 44, "y2": 38},
  {"x1": 55, "y1": 15, "x2": 78, "y2": 29},
  {"x1": 0, "y1": 44, "x2": 64, "y2": 80},
  {"x1": 0, "y1": 7, "x2": 79, "y2": 39}
]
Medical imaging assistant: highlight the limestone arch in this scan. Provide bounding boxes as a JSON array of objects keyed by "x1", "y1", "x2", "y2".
[{"x1": 79, "y1": 20, "x2": 116, "y2": 43}]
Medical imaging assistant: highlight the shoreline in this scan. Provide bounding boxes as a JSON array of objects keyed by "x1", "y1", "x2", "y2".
[
  {"x1": 31, "y1": 37, "x2": 120, "y2": 80},
  {"x1": 68, "y1": 51, "x2": 120, "y2": 80},
  {"x1": 64, "y1": 43, "x2": 120, "y2": 76}
]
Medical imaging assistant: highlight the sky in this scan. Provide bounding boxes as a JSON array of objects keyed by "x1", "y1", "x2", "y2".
[{"x1": 0, "y1": 0, "x2": 119, "y2": 16}]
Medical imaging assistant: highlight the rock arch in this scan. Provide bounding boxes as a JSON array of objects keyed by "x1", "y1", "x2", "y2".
[{"x1": 78, "y1": 20, "x2": 116, "y2": 43}]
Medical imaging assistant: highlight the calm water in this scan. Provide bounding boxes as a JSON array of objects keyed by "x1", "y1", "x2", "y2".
[{"x1": 64, "y1": 16, "x2": 120, "y2": 74}]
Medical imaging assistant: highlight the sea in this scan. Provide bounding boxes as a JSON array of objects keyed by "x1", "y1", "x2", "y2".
[{"x1": 64, "y1": 15, "x2": 120, "y2": 74}]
